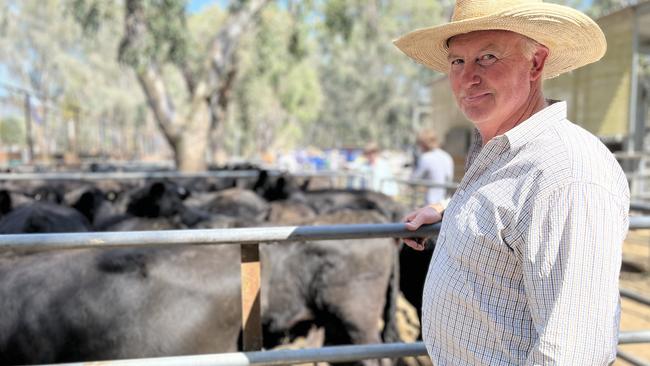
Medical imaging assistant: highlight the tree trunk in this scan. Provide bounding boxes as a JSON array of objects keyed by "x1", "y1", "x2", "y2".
[
  {"x1": 174, "y1": 102, "x2": 210, "y2": 172},
  {"x1": 122, "y1": 0, "x2": 271, "y2": 172}
]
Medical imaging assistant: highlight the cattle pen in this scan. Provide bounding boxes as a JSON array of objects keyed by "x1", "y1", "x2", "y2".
[
  {"x1": 0, "y1": 219, "x2": 649, "y2": 365},
  {"x1": 0, "y1": 170, "x2": 649, "y2": 366}
]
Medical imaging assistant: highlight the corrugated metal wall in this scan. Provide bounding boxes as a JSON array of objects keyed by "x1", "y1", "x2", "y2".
[{"x1": 545, "y1": 8, "x2": 634, "y2": 141}]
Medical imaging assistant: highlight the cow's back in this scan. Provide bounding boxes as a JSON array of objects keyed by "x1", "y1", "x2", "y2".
[{"x1": 0, "y1": 245, "x2": 242, "y2": 364}]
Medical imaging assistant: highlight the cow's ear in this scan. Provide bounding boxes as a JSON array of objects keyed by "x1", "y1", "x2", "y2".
[
  {"x1": 73, "y1": 191, "x2": 97, "y2": 223},
  {"x1": 300, "y1": 178, "x2": 310, "y2": 191},
  {"x1": 149, "y1": 182, "x2": 166, "y2": 198},
  {"x1": 0, "y1": 190, "x2": 11, "y2": 215},
  {"x1": 253, "y1": 170, "x2": 269, "y2": 192}
]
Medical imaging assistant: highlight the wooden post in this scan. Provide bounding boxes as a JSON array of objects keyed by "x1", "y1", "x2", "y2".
[{"x1": 240, "y1": 243, "x2": 262, "y2": 351}]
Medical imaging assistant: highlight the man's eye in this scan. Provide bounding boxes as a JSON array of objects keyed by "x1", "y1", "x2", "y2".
[
  {"x1": 451, "y1": 59, "x2": 464, "y2": 66},
  {"x1": 477, "y1": 54, "x2": 497, "y2": 65}
]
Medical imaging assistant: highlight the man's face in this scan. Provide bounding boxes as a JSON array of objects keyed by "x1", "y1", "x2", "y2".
[{"x1": 447, "y1": 31, "x2": 537, "y2": 126}]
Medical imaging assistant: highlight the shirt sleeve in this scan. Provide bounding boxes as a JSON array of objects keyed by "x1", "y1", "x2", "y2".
[{"x1": 518, "y1": 182, "x2": 629, "y2": 365}]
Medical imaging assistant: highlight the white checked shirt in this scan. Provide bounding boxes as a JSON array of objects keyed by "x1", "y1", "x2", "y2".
[{"x1": 422, "y1": 101, "x2": 630, "y2": 365}]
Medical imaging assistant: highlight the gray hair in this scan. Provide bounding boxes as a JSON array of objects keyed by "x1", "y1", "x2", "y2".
[{"x1": 520, "y1": 35, "x2": 544, "y2": 59}]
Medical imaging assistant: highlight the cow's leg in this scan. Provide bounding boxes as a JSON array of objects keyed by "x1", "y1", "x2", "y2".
[{"x1": 320, "y1": 282, "x2": 391, "y2": 366}]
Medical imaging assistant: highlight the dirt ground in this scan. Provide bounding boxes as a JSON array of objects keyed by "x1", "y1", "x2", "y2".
[
  {"x1": 395, "y1": 228, "x2": 650, "y2": 366},
  {"x1": 616, "y1": 228, "x2": 650, "y2": 365}
]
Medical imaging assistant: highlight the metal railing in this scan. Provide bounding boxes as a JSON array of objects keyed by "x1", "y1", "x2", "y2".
[
  {"x1": 0, "y1": 222, "x2": 441, "y2": 252},
  {"x1": 1, "y1": 220, "x2": 649, "y2": 365},
  {"x1": 0, "y1": 169, "x2": 369, "y2": 191},
  {"x1": 383, "y1": 177, "x2": 459, "y2": 207},
  {"x1": 2, "y1": 215, "x2": 649, "y2": 251},
  {"x1": 40, "y1": 333, "x2": 650, "y2": 366},
  {"x1": 0, "y1": 170, "x2": 263, "y2": 181}
]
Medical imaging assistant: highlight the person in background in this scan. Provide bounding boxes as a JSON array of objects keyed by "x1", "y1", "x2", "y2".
[
  {"x1": 410, "y1": 129, "x2": 454, "y2": 205},
  {"x1": 360, "y1": 142, "x2": 398, "y2": 196},
  {"x1": 395, "y1": 0, "x2": 630, "y2": 364}
]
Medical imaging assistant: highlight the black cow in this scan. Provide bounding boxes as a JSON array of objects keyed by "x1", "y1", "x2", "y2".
[
  {"x1": 0, "y1": 245, "x2": 242, "y2": 365},
  {"x1": 95, "y1": 181, "x2": 212, "y2": 231},
  {"x1": 198, "y1": 188, "x2": 270, "y2": 223},
  {"x1": 0, "y1": 209, "x2": 398, "y2": 366},
  {"x1": 0, "y1": 190, "x2": 91, "y2": 234},
  {"x1": 262, "y1": 210, "x2": 400, "y2": 350},
  {"x1": 398, "y1": 238, "x2": 437, "y2": 333},
  {"x1": 299, "y1": 189, "x2": 406, "y2": 222}
]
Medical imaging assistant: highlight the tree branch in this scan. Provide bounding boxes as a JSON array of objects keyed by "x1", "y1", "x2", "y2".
[
  {"x1": 207, "y1": 0, "x2": 271, "y2": 87},
  {"x1": 136, "y1": 64, "x2": 180, "y2": 145},
  {"x1": 180, "y1": 60, "x2": 197, "y2": 95},
  {"x1": 209, "y1": 62, "x2": 238, "y2": 130},
  {"x1": 121, "y1": 0, "x2": 179, "y2": 143}
]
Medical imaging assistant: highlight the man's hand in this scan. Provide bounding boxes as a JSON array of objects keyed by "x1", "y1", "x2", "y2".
[{"x1": 403, "y1": 206, "x2": 443, "y2": 251}]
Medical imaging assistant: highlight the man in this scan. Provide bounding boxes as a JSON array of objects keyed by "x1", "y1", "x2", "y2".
[
  {"x1": 394, "y1": 1, "x2": 630, "y2": 365},
  {"x1": 411, "y1": 129, "x2": 454, "y2": 205},
  {"x1": 359, "y1": 142, "x2": 398, "y2": 196}
]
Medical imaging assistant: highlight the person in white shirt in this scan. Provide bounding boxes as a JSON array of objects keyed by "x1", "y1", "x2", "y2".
[
  {"x1": 411, "y1": 129, "x2": 454, "y2": 205},
  {"x1": 360, "y1": 143, "x2": 398, "y2": 196},
  {"x1": 395, "y1": 1, "x2": 630, "y2": 364}
]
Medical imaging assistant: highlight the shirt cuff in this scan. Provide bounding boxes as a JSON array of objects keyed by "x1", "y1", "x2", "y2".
[{"x1": 428, "y1": 198, "x2": 450, "y2": 214}]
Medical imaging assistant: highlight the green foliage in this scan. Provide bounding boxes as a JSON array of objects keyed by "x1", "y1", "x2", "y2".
[
  {"x1": 224, "y1": 3, "x2": 323, "y2": 154},
  {"x1": 0, "y1": 117, "x2": 25, "y2": 144},
  {"x1": 116, "y1": 0, "x2": 189, "y2": 69},
  {"x1": 549, "y1": 0, "x2": 632, "y2": 18},
  {"x1": 0, "y1": 0, "x2": 147, "y2": 157},
  {"x1": 324, "y1": 0, "x2": 355, "y2": 42},
  {"x1": 9, "y1": 0, "x2": 637, "y2": 163},
  {"x1": 67, "y1": 0, "x2": 119, "y2": 34},
  {"x1": 313, "y1": 0, "x2": 447, "y2": 148}
]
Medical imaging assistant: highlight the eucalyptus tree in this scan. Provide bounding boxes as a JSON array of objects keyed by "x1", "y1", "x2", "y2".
[
  {"x1": 312, "y1": 0, "x2": 450, "y2": 149},
  {"x1": 223, "y1": 3, "x2": 323, "y2": 157},
  {"x1": 0, "y1": 0, "x2": 82, "y2": 159},
  {"x1": 0, "y1": 0, "x2": 145, "y2": 161},
  {"x1": 72, "y1": 0, "x2": 271, "y2": 171}
]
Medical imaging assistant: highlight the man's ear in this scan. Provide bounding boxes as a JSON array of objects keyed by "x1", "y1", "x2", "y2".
[{"x1": 530, "y1": 45, "x2": 549, "y2": 81}]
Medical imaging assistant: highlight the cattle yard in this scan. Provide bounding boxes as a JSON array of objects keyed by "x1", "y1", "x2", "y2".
[
  {"x1": 1, "y1": 220, "x2": 649, "y2": 366},
  {"x1": 618, "y1": 228, "x2": 650, "y2": 366},
  {"x1": 0, "y1": 170, "x2": 648, "y2": 366}
]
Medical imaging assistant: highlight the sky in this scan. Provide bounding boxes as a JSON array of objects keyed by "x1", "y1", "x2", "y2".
[{"x1": 186, "y1": 0, "x2": 227, "y2": 14}]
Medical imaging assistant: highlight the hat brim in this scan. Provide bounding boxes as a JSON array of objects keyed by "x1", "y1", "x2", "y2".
[{"x1": 393, "y1": 3, "x2": 606, "y2": 79}]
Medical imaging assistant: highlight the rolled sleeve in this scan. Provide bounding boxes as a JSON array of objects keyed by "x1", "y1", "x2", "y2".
[{"x1": 520, "y1": 182, "x2": 629, "y2": 365}]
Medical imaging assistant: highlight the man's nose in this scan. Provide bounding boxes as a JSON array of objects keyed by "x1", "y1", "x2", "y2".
[{"x1": 460, "y1": 62, "x2": 481, "y2": 87}]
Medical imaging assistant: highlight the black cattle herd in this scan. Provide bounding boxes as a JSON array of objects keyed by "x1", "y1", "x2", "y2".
[{"x1": 0, "y1": 170, "x2": 436, "y2": 366}]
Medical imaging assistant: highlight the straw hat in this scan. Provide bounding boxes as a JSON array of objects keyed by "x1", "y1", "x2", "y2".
[{"x1": 394, "y1": 0, "x2": 606, "y2": 79}]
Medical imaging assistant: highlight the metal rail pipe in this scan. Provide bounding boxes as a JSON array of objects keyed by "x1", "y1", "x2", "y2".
[
  {"x1": 617, "y1": 350, "x2": 650, "y2": 366},
  {"x1": 0, "y1": 170, "x2": 264, "y2": 181},
  {"x1": 630, "y1": 216, "x2": 650, "y2": 229},
  {"x1": 0, "y1": 223, "x2": 442, "y2": 252},
  {"x1": 389, "y1": 177, "x2": 459, "y2": 190},
  {"x1": 631, "y1": 201, "x2": 650, "y2": 212},
  {"x1": 42, "y1": 332, "x2": 650, "y2": 366},
  {"x1": 621, "y1": 288, "x2": 650, "y2": 306},
  {"x1": 0, "y1": 169, "x2": 366, "y2": 182},
  {"x1": 42, "y1": 343, "x2": 427, "y2": 366},
  {"x1": 1, "y1": 216, "x2": 649, "y2": 252},
  {"x1": 620, "y1": 331, "x2": 650, "y2": 344}
]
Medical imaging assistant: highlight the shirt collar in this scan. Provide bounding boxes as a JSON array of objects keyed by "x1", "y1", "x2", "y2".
[
  {"x1": 503, "y1": 100, "x2": 567, "y2": 150},
  {"x1": 465, "y1": 100, "x2": 567, "y2": 172}
]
